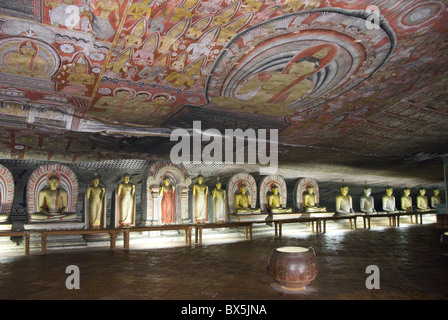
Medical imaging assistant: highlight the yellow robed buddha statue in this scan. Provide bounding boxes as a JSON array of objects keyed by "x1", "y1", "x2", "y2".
[
  {"x1": 360, "y1": 187, "x2": 376, "y2": 214},
  {"x1": 302, "y1": 186, "x2": 326, "y2": 212},
  {"x1": 235, "y1": 184, "x2": 261, "y2": 214},
  {"x1": 416, "y1": 187, "x2": 430, "y2": 211},
  {"x1": 400, "y1": 188, "x2": 413, "y2": 212},
  {"x1": 31, "y1": 172, "x2": 77, "y2": 221},
  {"x1": 267, "y1": 186, "x2": 292, "y2": 213},
  {"x1": 335, "y1": 185, "x2": 354, "y2": 215},
  {"x1": 382, "y1": 187, "x2": 398, "y2": 213},
  {"x1": 431, "y1": 188, "x2": 442, "y2": 209}
]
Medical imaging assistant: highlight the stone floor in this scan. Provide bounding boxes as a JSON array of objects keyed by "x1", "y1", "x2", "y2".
[{"x1": 0, "y1": 217, "x2": 447, "y2": 305}]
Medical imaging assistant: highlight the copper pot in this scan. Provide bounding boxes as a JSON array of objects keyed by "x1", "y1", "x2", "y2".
[{"x1": 267, "y1": 246, "x2": 318, "y2": 291}]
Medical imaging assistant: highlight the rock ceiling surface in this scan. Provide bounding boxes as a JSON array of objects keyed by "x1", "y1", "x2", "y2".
[{"x1": 0, "y1": 0, "x2": 447, "y2": 183}]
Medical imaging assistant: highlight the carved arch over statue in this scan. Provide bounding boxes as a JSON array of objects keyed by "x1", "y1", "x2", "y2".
[
  {"x1": 0, "y1": 164, "x2": 15, "y2": 220},
  {"x1": 293, "y1": 178, "x2": 320, "y2": 212},
  {"x1": 227, "y1": 172, "x2": 257, "y2": 214},
  {"x1": 26, "y1": 163, "x2": 78, "y2": 219},
  {"x1": 143, "y1": 161, "x2": 191, "y2": 225},
  {"x1": 259, "y1": 175, "x2": 287, "y2": 213}
]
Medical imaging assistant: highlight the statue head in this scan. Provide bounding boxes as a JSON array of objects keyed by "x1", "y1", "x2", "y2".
[
  {"x1": 419, "y1": 188, "x2": 426, "y2": 196},
  {"x1": 385, "y1": 187, "x2": 393, "y2": 196},
  {"x1": 91, "y1": 173, "x2": 101, "y2": 187},
  {"x1": 48, "y1": 175, "x2": 60, "y2": 190},
  {"x1": 434, "y1": 188, "x2": 440, "y2": 196},
  {"x1": 363, "y1": 187, "x2": 371, "y2": 196},
  {"x1": 239, "y1": 184, "x2": 247, "y2": 194},
  {"x1": 272, "y1": 185, "x2": 279, "y2": 194},
  {"x1": 216, "y1": 182, "x2": 222, "y2": 189},
  {"x1": 403, "y1": 188, "x2": 411, "y2": 196},
  {"x1": 123, "y1": 174, "x2": 131, "y2": 183},
  {"x1": 197, "y1": 175, "x2": 204, "y2": 184},
  {"x1": 163, "y1": 177, "x2": 171, "y2": 186},
  {"x1": 307, "y1": 186, "x2": 315, "y2": 194},
  {"x1": 340, "y1": 186, "x2": 349, "y2": 195}
]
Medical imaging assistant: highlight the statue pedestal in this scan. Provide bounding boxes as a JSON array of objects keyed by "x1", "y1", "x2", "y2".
[
  {"x1": 0, "y1": 223, "x2": 12, "y2": 231},
  {"x1": 270, "y1": 213, "x2": 303, "y2": 220},
  {"x1": 300, "y1": 212, "x2": 335, "y2": 218},
  {"x1": 229, "y1": 213, "x2": 268, "y2": 222},
  {"x1": 23, "y1": 221, "x2": 85, "y2": 230}
]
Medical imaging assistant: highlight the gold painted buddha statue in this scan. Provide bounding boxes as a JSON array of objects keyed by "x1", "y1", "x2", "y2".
[
  {"x1": 31, "y1": 173, "x2": 77, "y2": 221},
  {"x1": 302, "y1": 186, "x2": 326, "y2": 212},
  {"x1": 431, "y1": 188, "x2": 442, "y2": 209},
  {"x1": 382, "y1": 187, "x2": 398, "y2": 213},
  {"x1": 400, "y1": 188, "x2": 413, "y2": 212},
  {"x1": 235, "y1": 184, "x2": 261, "y2": 214},
  {"x1": 416, "y1": 188, "x2": 430, "y2": 212},
  {"x1": 267, "y1": 186, "x2": 292, "y2": 213},
  {"x1": 335, "y1": 185, "x2": 354, "y2": 215}
]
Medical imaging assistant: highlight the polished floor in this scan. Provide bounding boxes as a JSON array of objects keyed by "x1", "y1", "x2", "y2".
[{"x1": 0, "y1": 217, "x2": 447, "y2": 302}]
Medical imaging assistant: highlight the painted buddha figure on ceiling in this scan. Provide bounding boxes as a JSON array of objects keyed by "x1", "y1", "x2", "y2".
[
  {"x1": 267, "y1": 186, "x2": 292, "y2": 213},
  {"x1": 212, "y1": 44, "x2": 337, "y2": 116},
  {"x1": 3, "y1": 41, "x2": 48, "y2": 78},
  {"x1": 303, "y1": 186, "x2": 326, "y2": 212},
  {"x1": 431, "y1": 188, "x2": 442, "y2": 209},
  {"x1": 416, "y1": 187, "x2": 430, "y2": 211},
  {"x1": 382, "y1": 187, "x2": 398, "y2": 213},
  {"x1": 360, "y1": 186, "x2": 376, "y2": 214},
  {"x1": 235, "y1": 184, "x2": 261, "y2": 214},
  {"x1": 335, "y1": 185, "x2": 354, "y2": 215},
  {"x1": 31, "y1": 172, "x2": 77, "y2": 221},
  {"x1": 400, "y1": 188, "x2": 413, "y2": 212}
]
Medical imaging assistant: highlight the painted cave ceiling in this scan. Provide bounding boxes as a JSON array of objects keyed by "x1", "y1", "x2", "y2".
[{"x1": 0, "y1": 0, "x2": 447, "y2": 182}]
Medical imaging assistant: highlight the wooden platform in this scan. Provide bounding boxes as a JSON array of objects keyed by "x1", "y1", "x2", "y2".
[{"x1": 0, "y1": 210, "x2": 437, "y2": 255}]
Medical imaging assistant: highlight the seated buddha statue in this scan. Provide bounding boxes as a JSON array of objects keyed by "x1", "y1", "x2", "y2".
[
  {"x1": 431, "y1": 188, "x2": 442, "y2": 209},
  {"x1": 235, "y1": 184, "x2": 261, "y2": 214},
  {"x1": 416, "y1": 188, "x2": 430, "y2": 211},
  {"x1": 31, "y1": 173, "x2": 78, "y2": 221},
  {"x1": 267, "y1": 186, "x2": 292, "y2": 213},
  {"x1": 360, "y1": 187, "x2": 376, "y2": 214},
  {"x1": 382, "y1": 187, "x2": 398, "y2": 213},
  {"x1": 400, "y1": 188, "x2": 413, "y2": 212},
  {"x1": 335, "y1": 185, "x2": 354, "y2": 215},
  {"x1": 302, "y1": 186, "x2": 326, "y2": 212}
]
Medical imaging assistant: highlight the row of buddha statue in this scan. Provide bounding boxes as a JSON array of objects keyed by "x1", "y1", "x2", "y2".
[
  {"x1": 304, "y1": 185, "x2": 442, "y2": 215},
  {"x1": 0, "y1": 164, "x2": 443, "y2": 228}
]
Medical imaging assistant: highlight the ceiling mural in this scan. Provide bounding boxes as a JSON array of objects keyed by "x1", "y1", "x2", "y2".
[{"x1": 0, "y1": 0, "x2": 447, "y2": 181}]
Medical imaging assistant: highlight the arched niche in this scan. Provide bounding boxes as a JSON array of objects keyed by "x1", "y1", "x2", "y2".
[
  {"x1": 293, "y1": 178, "x2": 320, "y2": 212},
  {"x1": 227, "y1": 172, "x2": 257, "y2": 214},
  {"x1": 0, "y1": 164, "x2": 15, "y2": 220},
  {"x1": 26, "y1": 163, "x2": 78, "y2": 219},
  {"x1": 143, "y1": 161, "x2": 191, "y2": 225},
  {"x1": 259, "y1": 175, "x2": 287, "y2": 213}
]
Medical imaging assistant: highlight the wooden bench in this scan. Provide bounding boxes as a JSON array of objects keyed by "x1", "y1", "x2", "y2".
[
  {"x1": 119, "y1": 225, "x2": 193, "y2": 250},
  {"x1": 395, "y1": 210, "x2": 437, "y2": 227},
  {"x1": 38, "y1": 228, "x2": 118, "y2": 254},
  {"x1": 317, "y1": 215, "x2": 359, "y2": 233},
  {"x1": 361, "y1": 210, "x2": 436, "y2": 229},
  {"x1": 193, "y1": 222, "x2": 253, "y2": 245},
  {"x1": 0, "y1": 230, "x2": 31, "y2": 255}
]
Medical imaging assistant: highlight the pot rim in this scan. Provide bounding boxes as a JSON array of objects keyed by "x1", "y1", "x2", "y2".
[{"x1": 276, "y1": 246, "x2": 309, "y2": 253}]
